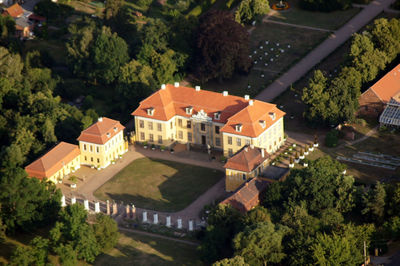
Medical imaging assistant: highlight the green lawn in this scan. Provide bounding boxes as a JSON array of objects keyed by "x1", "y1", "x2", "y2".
[
  {"x1": 94, "y1": 158, "x2": 223, "y2": 212},
  {"x1": 205, "y1": 22, "x2": 328, "y2": 97},
  {"x1": 268, "y1": 0, "x2": 361, "y2": 30},
  {"x1": 94, "y1": 231, "x2": 202, "y2": 266}
]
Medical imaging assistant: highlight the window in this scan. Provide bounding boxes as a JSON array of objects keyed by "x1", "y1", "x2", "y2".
[
  {"x1": 139, "y1": 120, "x2": 144, "y2": 128},
  {"x1": 170, "y1": 121, "x2": 173, "y2": 129},
  {"x1": 84, "y1": 144, "x2": 87, "y2": 151},
  {"x1": 84, "y1": 156, "x2": 87, "y2": 161},
  {"x1": 97, "y1": 158, "x2": 100, "y2": 163},
  {"x1": 148, "y1": 122, "x2": 153, "y2": 130},
  {"x1": 236, "y1": 138, "x2": 241, "y2": 146},
  {"x1": 201, "y1": 123, "x2": 206, "y2": 131},
  {"x1": 215, "y1": 126, "x2": 220, "y2": 134},
  {"x1": 178, "y1": 119, "x2": 182, "y2": 127},
  {"x1": 242, "y1": 174, "x2": 246, "y2": 180},
  {"x1": 187, "y1": 121, "x2": 191, "y2": 129},
  {"x1": 246, "y1": 139, "x2": 250, "y2": 145},
  {"x1": 228, "y1": 136, "x2": 232, "y2": 145},
  {"x1": 157, "y1": 123, "x2": 162, "y2": 131},
  {"x1": 91, "y1": 157, "x2": 93, "y2": 162},
  {"x1": 188, "y1": 132, "x2": 192, "y2": 142},
  {"x1": 90, "y1": 145, "x2": 93, "y2": 152},
  {"x1": 228, "y1": 149, "x2": 233, "y2": 156},
  {"x1": 96, "y1": 146, "x2": 99, "y2": 153},
  {"x1": 140, "y1": 132, "x2": 145, "y2": 140},
  {"x1": 178, "y1": 131, "x2": 183, "y2": 139},
  {"x1": 149, "y1": 134, "x2": 154, "y2": 142},
  {"x1": 158, "y1": 135, "x2": 162, "y2": 144},
  {"x1": 215, "y1": 137, "x2": 221, "y2": 147}
]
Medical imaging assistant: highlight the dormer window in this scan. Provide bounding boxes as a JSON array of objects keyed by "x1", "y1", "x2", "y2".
[
  {"x1": 259, "y1": 120, "x2": 266, "y2": 128},
  {"x1": 147, "y1": 107, "x2": 155, "y2": 116},
  {"x1": 214, "y1": 111, "x2": 221, "y2": 120},
  {"x1": 107, "y1": 132, "x2": 111, "y2": 138},
  {"x1": 186, "y1": 106, "x2": 193, "y2": 115},
  {"x1": 269, "y1": 112, "x2": 276, "y2": 120},
  {"x1": 235, "y1": 124, "x2": 242, "y2": 132},
  {"x1": 113, "y1": 127, "x2": 117, "y2": 132}
]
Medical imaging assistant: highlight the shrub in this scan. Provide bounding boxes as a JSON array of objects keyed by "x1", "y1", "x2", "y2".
[{"x1": 325, "y1": 129, "x2": 339, "y2": 147}]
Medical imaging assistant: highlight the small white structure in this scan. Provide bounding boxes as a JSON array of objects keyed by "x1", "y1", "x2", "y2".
[
  {"x1": 153, "y1": 213, "x2": 158, "y2": 224},
  {"x1": 61, "y1": 195, "x2": 66, "y2": 207},
  {"x1": 142, "y1": 211, "x2": 148, "y2": 223},
  {"x1": 166, "y1": 216, "x2": 171, "y2": 227},
  {"x1": 177, "y1": 218, "x2": 182, "y2": 229},
  {"x1": 95, "y1": 202, "x2": 100, "y2": 213},
  {"x1": 188, "y1": 220, "x2": 194, "y2": 231},
  {"x1": 84, "y1": 200, "x2": 89, "y2": 210},
  {"x1": 71, "y1": 197, "x2": 76, "y2": 204}
]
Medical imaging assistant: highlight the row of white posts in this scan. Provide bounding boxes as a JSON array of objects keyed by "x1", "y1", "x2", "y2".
[{"x1": 61, "y1": 195, "x2": 195, "y2": 231}]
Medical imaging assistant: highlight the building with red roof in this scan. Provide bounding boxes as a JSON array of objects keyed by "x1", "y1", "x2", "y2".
[
  {"x1": 131, "y1": 83, "x2": 285, "y2": 157},
  {"x1": 359, "y1": 64, "x2": 400, "y2": 117},
  {"x1": 77, "y1": 117, "x2": 127, "y2": 169},
  {"x1": 25, "y1": 142, "x2": 81, "y2": 183}
]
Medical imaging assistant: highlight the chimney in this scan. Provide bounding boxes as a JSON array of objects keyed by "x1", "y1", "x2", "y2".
[
  {"x1": 98, "y1": 117, "x2": 103, "y2": 122},
  {"x1": 244, "y1": 95, "x2": 250, "y2": 100},
  {"x1": 245, "y1": 147, "x2": 248, "y2": 152},
  {"x1": 223, "y1": 91, "x2": 228, "y2": 96},
  {"x1": 174, "y1": 82, "x2": 179, "y2": 87},
  {"x1": 249, "y1": 100, "x2": 254, "y2": 106},
  {"x1": 250, "y1": 144, "x2": 254, "y2": 149},
  {"x1": 195, "y1": 86, "x2": 201, "y2": 91},
  {"x1": 245, "y1": 182, "x2": 248, "y2": 187},
  {"x1": 261, "y1": 149, "x2": 265, "y2": 158},
  {"x1": 161, "y1": 84, "x2": 166, "y2": 90}
]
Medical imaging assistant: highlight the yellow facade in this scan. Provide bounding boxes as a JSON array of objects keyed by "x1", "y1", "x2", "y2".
[
  {"x1": 225, "y1": 160, "x2": 269, "y2": 192},
  {"x1": 48, "y1": 156, "x2": 81, "y2": 183},
  {"x1": 79, "y1": 131, "x2": 126, "y2": 169},
  {"x1": 135, "y1": 116, "x2": 284, "y2": 157}
]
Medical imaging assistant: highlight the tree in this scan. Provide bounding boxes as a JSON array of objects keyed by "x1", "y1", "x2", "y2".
[
  {"x1": 9, "y1": 246, "x2": 35, "y2": 266},
  {"x1": 104, "y1": 0, "x2": 124, "y2": 20},
  {"x1": 233, "y1": 222, "x2": 289, "y2": 265},
  {"x1": 386, "y1": 183, "x2": 400, "y2": 217},
  {"x1": 75, "y1": 224, "x2": 100, "y2": 263},
  {"x1": 302, "y1": 70, "x2": 330, "y2": 124},
  {"x1": 91, "y1": 26, "x2": 129, "y2": 84},
  {"x1": 56, "y1": 243, "x2": 78, "y2": 266},
  {"x1": 362, "y1": 181, "x2": 386, "y2": 224},
  {"x1": 370, "y1": 18, "x2": 400, "y2": 62},
  {"x1": 0, "y1": 218, "x2": 5, "y2": 243},
  {"x1": 213, "y1": 255, "x2": 248, "y2": 266},
  {"x1": 140, "y1": 19, "x2": 169, "y2": 52},
  {"x1": 311, "y1": 233, "x2": 363, "y2": 265},
  {"x1": 92, "y1": 213, "x2": 119, "y2": 252},
  {"x1": 10, "y1": 236, "x2": 49, "y2": 266},
  {"x1": 0, "y1": 167, "x2": 61, "y2": 232},
  {"x1": 0, "y1": 15, "x2": 15, "y2": 43},
  {"x1": 243, "y1": 206, "x2": 271, "y2": 226},
  {"x1": 199, "y1": 204, "x2": 244, "y2": 263},
  {"x1": 195, "y1": 10, "x2": 251, "y2": 82},
  {"x1": 235, "y1": 0, "x2": 270, "y2": 24}
]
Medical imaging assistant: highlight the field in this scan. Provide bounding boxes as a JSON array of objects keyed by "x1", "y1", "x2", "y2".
[
  {"x1": 205, "y1": 22, "x2": 328, "y2": 97},
  {"x1": 95, "y1": 231, "x2": 202, "y2": 266},
  {"x1": 94, "y1": 158, "x2": 223, "y2": 212},
  {"x1": 268, "y1": 0, "x2": 361, "y2": 30}
]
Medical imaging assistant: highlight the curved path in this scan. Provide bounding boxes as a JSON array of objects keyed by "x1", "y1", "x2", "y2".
[{"x1": 256, "y1": 0, "x2": 396, "y2": 102}]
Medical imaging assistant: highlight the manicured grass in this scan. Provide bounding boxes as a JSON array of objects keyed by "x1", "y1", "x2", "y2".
[
  {"x1": 268, "y1": 0, "x2": 361, "y2": 30},
  {"x1": 94, "y1": 231, "x2": 202, "y2": 266},
  {"x1": 94, "y1": 158, "x2": 223, "y2": 212},
  {"x1": 205, "y1": 22, "x2": 328, "y2": 97}
]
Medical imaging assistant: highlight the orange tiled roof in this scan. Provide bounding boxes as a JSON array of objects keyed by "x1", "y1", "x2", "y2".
[
  {"x1": 369, "y1": 64, "x2": 400, "y2": 103},
  {"x1": 131, "y1": 84, "x2": 285, "y2": 138},
  {"x1": 3, "y1": 3, "x2": 23, "y2": 18},
  {"x1": 77, "y1": 117, "x2": 125, "y2": 145},
  {"x1": 221, "y1": 178, "x2": 270, "y2": 213},
  {"x1": 224, "y1": 145, "x2": 268, "y2": 172},
  {"x1": 25, "y1": 142, "x2": 80, "y2": 179}
]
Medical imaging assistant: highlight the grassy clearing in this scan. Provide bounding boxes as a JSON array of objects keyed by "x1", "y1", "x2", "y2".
[
  {"x1": 205, "y1": 22, "x2": 328, "y2": 97},
  {"x1": 94, "y1": 158, "x2": 223, "y2": 212},
  {"x1": 94, "y1": 231, "x2": 202, "y2": 266},
  {"x1": 24, "y1": 39, "x2": 68, "y2": 66},
  {"x1": 268, "y1": 0, "x2": 361, "y2": 30}
]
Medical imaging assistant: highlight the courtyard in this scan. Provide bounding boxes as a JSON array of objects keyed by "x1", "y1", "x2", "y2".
[{"x1": 93, "y1": 157, "x2": 224, "y2": 212}]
